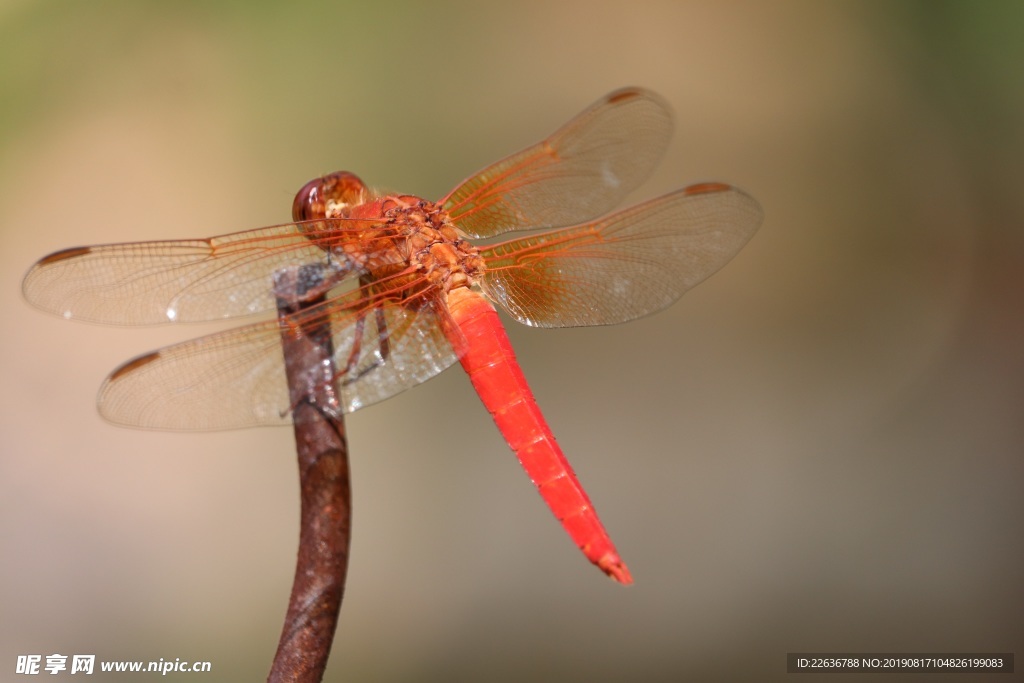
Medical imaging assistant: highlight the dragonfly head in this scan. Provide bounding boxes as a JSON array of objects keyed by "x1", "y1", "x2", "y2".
[{"x1": 292, "y1": 171, "x2": 369, "y2": 221}]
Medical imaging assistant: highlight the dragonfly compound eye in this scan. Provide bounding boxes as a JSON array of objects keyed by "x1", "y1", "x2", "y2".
[
  {"x1": 292, "y1": 177, "x2": 325, "y2": 222},
  {"x1": 291, "y1": 171, "x2": 369, "y2": 222}
]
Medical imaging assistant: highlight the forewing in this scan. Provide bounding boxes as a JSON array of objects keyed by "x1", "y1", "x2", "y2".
[
  {"x1": 479, "y1": 183, "x2": 763, "y2": 327},
  {"x1": 441, "y1": 87, "x2": 673, "y2": 238},
  {"x1": 98, "y1": 290, "x2": 459, "y2": 430},
  {"x1": 22, "y1": 220, "x2": 370, "y2": 325}
]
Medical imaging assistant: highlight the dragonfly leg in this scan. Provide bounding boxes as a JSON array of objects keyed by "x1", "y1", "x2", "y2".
[
  {"x1": 338, "y1": 280, "x2": 394, "y2": 387},
  {"x1": 375, "y1": 304, "x2": 392, "y2": 364},
  {"x1": 341, "y1": 310, "x2": 367, "y2": 378}
]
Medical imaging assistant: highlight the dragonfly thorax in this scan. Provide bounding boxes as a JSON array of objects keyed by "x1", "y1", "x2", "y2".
[{"x1": 374, "y1": 195, "x2": 485, "y2": 295}]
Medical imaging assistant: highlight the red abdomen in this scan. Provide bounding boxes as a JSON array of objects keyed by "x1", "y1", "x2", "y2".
[{"x1": 445, "y1": 286, "x2": 632, "y2": 583}]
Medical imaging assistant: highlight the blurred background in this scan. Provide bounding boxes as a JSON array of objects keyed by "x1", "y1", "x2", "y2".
[{"x1": 2, "y1": 1, "x2": 1021, "y2": 681}]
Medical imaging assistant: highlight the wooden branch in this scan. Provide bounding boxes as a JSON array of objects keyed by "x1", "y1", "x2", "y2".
[{"x1": 268, "y1": 265, "x2": 351, "y2": 683}]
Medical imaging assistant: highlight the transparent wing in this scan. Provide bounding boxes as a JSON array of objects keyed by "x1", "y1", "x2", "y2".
[
  {"x1": 441, "y1": 87, "x2": 673, "y2": 238},
  {"x1": 21, "y1": 219, "x2": 382, "y2": 325},
  {"x1": 478, "y1": 183, "x2": 763, "y2": 327},
  {"x1": 97, "y1": 287, "x2": 459, "y2": 430}
]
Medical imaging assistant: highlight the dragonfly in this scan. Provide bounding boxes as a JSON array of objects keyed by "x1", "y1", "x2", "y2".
[{"x1": 23, "y1": 87, "x2": 762, "y2": 584}]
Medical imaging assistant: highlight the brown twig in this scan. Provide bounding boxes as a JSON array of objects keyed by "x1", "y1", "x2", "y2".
[{"x1": 268, "y1": 265, "x2": 351, "y2": 683}]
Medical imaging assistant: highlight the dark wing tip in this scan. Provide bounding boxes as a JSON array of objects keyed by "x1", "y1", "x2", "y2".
[
  {"x1": 606, "y1": 87, "x2": 646, "y2": 104},
  {"x1": 107, "y1": 351, "x2": 162, "y2": 382},
  {"x1": 683, "y1": 181, "x2": 734, "y2": 196},
  {"x1": 36, "y1": 246, "x2": 93, "y2": 266}
]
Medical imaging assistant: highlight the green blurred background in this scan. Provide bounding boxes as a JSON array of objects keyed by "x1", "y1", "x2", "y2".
[{"x1": 2, "y1": 1, "x2": 1021, "y2": 681}]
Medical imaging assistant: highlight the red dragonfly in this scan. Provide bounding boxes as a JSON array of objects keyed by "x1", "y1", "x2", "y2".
[{"x1": 23, "y1": 88, "x2": 761, "y2": 584}]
